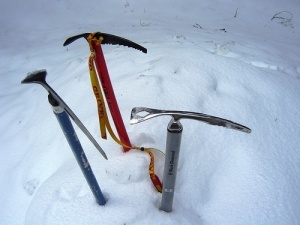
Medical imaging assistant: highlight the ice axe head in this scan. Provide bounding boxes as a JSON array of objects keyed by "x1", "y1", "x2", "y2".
[
  {"x1": 130, "y1": 107, "x2": 251, "y2": 133},
  {"x1": 21, "y1": 69, "x2": 47, "y2": 86},
  {"x1": 63, "y1": 32, "x2": 147, "y2": 53}
]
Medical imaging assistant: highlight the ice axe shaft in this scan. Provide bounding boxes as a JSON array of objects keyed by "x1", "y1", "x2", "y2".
[
  {"x1": 160, "y1": 118, "x2": 183, "y2": 212},
  {"x1": 92, "y1": 42, "x2": 132, "y2": 152},
  {"x1": 48, "y1": 94, "x2": 106, "y2": 205}
]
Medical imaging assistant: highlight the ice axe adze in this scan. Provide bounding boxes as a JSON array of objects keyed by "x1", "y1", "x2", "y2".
[
  {"x1": 130, "y1": 107, "x2": 251, "y2": 212},
  {"x1": 64, "y1": 32, "x2": 147, "y2": 152}
]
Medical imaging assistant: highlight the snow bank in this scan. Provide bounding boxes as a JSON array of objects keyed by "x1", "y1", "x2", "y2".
[{"x1": 1, "y1": 0, "x2": 300, "y2": 224}]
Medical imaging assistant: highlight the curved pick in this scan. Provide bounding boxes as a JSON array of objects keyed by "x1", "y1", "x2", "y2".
[{"x1": 63, "y1": 32, "x2": 147, "y2": 53}]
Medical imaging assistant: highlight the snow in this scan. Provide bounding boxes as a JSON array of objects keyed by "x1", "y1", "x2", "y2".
[{"x1": 1, "y1": 0, "x2": 300, "y2": 224}]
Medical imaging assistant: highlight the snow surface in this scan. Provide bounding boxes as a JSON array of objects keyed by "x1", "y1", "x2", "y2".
[{"x1": 1, "y1": 0, "x2": 300, "y2": 224}]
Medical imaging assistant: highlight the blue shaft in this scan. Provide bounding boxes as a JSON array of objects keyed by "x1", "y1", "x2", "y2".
[{"x1": 51, "y1": 99, "x2": 106, "y2": 205}]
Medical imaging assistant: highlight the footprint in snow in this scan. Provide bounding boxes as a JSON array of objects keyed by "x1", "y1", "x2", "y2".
[
  {"x1": 296, "y1": 66, "x2": 300, "y2": 75},
  {"x1": 213, "y1": 41, "x2": 240, "y2": 58},
  {"x1": 23, "y1": 179, "x2": 39, "y2": 195},
  {"x1": 105, "y1": 155, "x2": 149, "y2": 184},
  {"x1": 250, "y1": 61, "x2": 284, "y2": 72},
  {"x1": 209, "y1": 41, "x2": 286, "y2": 73},
  {"x1": 57, "y1": 185, "x2": 88, "y2": 201}
]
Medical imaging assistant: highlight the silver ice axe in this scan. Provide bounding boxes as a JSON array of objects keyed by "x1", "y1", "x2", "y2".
[{"x1": 130, "y1": 107, "x2": 251, "y2": 212}]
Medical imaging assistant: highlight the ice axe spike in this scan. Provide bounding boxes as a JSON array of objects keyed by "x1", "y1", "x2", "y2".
[{"x1": 63, "y1": 32, "x2": 147, "y2": 53}]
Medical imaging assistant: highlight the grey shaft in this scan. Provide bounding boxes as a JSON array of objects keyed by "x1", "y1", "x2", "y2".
[{"x1": 160, "y1": 119, "x2": 183, "y2": 212}]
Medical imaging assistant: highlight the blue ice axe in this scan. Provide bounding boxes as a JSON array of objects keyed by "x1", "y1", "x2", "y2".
[
  {"x1": 130, "y1": 107, "x2": 251, "y2": 212},
  {"x1": 21, "y1": 70, "x2": 107, "y2": 205}
]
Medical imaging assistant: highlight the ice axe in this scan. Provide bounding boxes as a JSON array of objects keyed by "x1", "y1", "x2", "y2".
[
  {"x1": 63, "y1": 32, "x2": 147, "y2": 152},
  {"x1": 21, "y1": 70, "x2": 107, "y2": 205},
  {"x1": 130, "y1": 107, "x2": 251, "y2": 212}
]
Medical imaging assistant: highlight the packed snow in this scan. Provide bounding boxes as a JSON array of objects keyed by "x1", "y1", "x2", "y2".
[{"x1": 1, "y1": 0, "x2": 300, "y2": 224}]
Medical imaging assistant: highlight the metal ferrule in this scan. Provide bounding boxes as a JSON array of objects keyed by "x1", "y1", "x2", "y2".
[
  {"x1": 168, "y1": 118, "x2": 183, "y2": 133},
  {"x1": 48, "y1": 93, "x2": 64, "y2": 114},
  {"x1": 51, "y1": 105, "x2": 64, "y2": 114}
]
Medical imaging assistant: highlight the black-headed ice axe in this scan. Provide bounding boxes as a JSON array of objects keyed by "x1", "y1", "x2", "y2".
[{"x1": 64, "y1": 32, "x2": 147, "y2": 152}]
